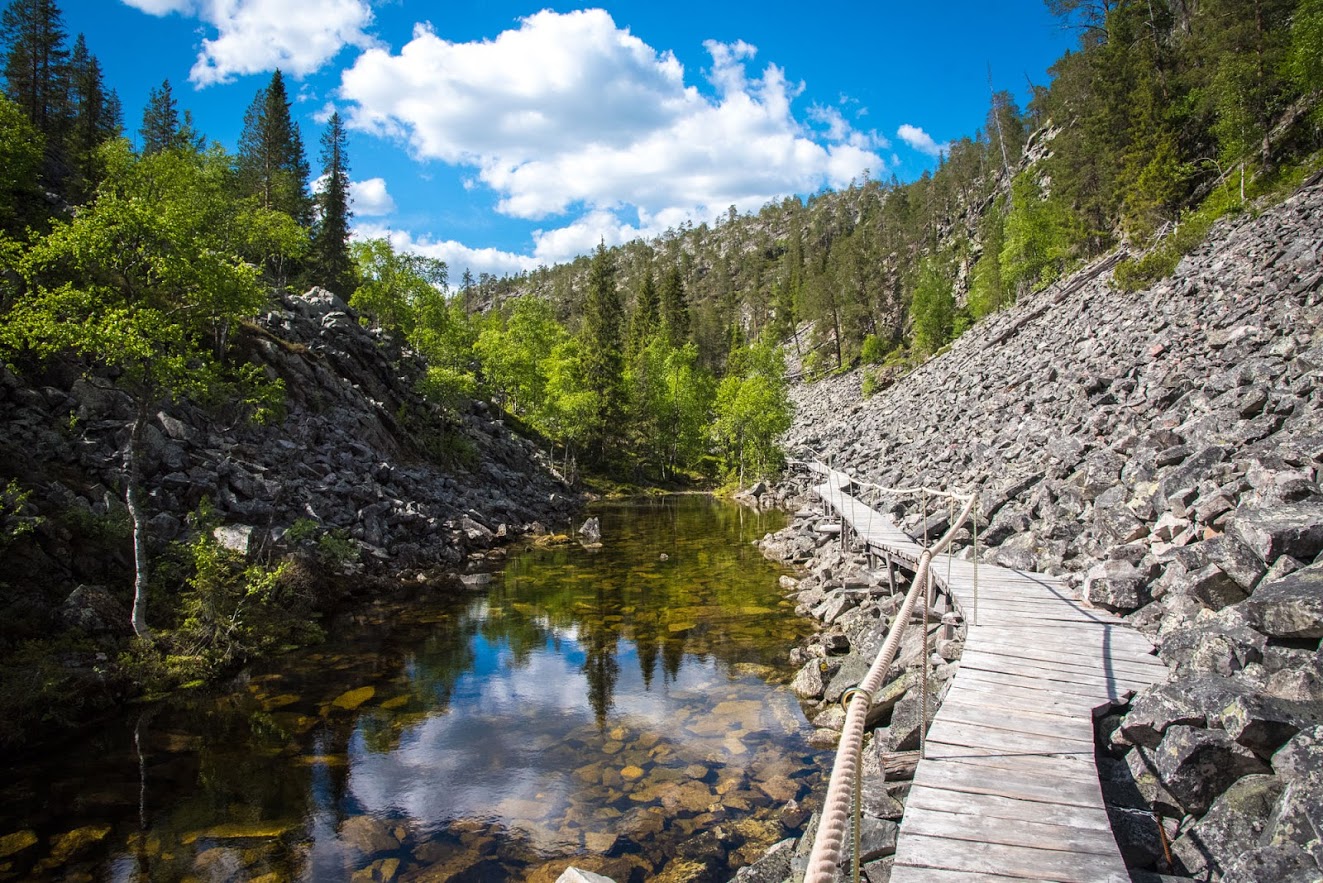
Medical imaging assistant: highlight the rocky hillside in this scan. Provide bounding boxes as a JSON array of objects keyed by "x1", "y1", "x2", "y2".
[
  {"x1": 779, "y1": 181, "x2": 1323, "y2": 881},
  {"x1": 0, "y1": 287, "x2": 576, "y2": 733}
]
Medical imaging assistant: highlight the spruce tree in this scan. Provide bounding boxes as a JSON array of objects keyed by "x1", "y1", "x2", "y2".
[
  {"x1": 311, "y1": 111, "x2": 354, "y2": 297},
  {"x1": 139, "y1": 78, "x2": 179, "y2": 154},
  {"x1": 579, "y1": 242, "x2": 624, "y2": 465},
  {"x1": 0, "y1": 0, "x2": 67, "y2": 137},
  {"x1": 237, "y1": 69, "x2": 312, "y2": 226},
  {"x1": 658, "y1": 265, "x2": 688, "y2": 347},
  {"x1": 66, "y1": 33, "x2": 118, "y2": 189}
]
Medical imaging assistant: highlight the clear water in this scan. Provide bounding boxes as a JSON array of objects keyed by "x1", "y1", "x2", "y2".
[{"x1": 0, "y1": 496, "x2": 824, "y2": 882}]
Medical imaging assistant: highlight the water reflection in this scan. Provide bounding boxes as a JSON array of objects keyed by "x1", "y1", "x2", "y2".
[{"x1": 0, "y1": 496, "x2": 824, "y2": 882}]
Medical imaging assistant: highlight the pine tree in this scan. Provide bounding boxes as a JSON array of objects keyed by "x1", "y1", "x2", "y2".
[
  {"x1": 0, "y1": 0, "x2": 67, "y2": 137},
  {"x1": 311, "y1": 111, "x2": 354, "y2": 296},
  {"x1": 237, "y1": 69, "x2": 312, "y2": 226}
]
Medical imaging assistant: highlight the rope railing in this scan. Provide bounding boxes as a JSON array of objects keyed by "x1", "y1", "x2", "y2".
[{"x1": 797, "y1": 457, "x2": 978, "y2": 883}]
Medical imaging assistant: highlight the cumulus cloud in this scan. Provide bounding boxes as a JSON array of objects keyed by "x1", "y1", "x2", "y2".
[
  {"x1": 120, "y1": 0, "x2": 378, "y2": 86},
  {"x1": 897, "y1": 123, "x2": 947, "y2": 158},
  {"x1": 353, "y1": 224, "x2": 538, "y2": 280},
  {"x1": 339, "y1": 8, "x2": 884, "y2": 252},
  {"x1": 349, "y1": 177, "x2": 395, "y2": 216}
]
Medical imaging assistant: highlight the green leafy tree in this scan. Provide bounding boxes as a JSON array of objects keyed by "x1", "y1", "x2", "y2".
[
  {"x1": 909, "y1": 257, "x2": 955, "y2": 353},
  {"x1": 475, "y1": 296, "x2": 564, "y2": 415},
  {"x1": 1000, "y1": 172, "x2": 1078, "y2": 296},
  {"x1": 535, "y1": 337, "x2": 598, "y2": 480},
  {"x1": 713, "y1": 341, "x2": 793, "y2": 484},
  {"x1": 236, "y1": 69, "x2": 312, "y2": 227},
  {"x1": 0, "y1": 91, "x2": 42, "y2": 234},
  {"x1": 2, "y1": 141, "x2": 287, "y2": 636},
  {"x1": 310, "y1": 111, "x2": 354, "y2": 297}
]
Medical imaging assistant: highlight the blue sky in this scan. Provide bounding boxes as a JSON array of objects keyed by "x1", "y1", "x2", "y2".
[{"x1": 60, "y1": 1, "x2": 1077, "y2": 280}]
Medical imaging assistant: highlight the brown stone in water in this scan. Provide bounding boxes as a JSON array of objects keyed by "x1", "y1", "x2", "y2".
[
  {"x1": 755, "y1": 775, "x2": 799, "y2": 804},
  {"x1": 339, "y1": 816, "x2": 400, "y2": 856}
]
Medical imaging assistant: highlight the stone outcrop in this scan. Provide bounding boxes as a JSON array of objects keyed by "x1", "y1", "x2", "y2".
[
  {"x1": 0, "y1": 287, "x2": 577, "y2": 729},
  {"x1": 763, "y1": 182, "x2": 1323, "y2": 881}
]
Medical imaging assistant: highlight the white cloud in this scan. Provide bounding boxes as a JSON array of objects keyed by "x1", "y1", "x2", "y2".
[
  {"x1": 339, "y1": 9, "x2": 885, "y2": 261},
  {"x1": 354, "y1": 223, "x2": 538, "y2": 280},
  {"x1": 120, "y1": 0, "x2": 191, "y2": 13},
  {"x1": 897, "y1": 123, "x2": 948, "y2": 158},
  {"x1": 349, "y1": 177, "x2": 396, "y2": 216},
  {"x1": 120, "y1": 0, "x2": 378, "y2": 87}
]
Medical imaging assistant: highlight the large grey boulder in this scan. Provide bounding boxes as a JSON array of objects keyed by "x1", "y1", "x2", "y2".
[
  {"x1": 1219, "y1": 695, "x2": 1323, "y2": 758},
  {"x1": 1220, "y1": 843, "x2": 1321, "y2": 883},
  {"x1": 1272, "y1": 725, "x2": 1323, "y2": 783},
  {"x1": 1153, "y1": 724, "x2": 1271, "y2": 815},
  {"x1": 1171, "y1": 774, "x2": 1283, "y2": 881},
  {"x1": 1228, "y1": 503, "x2": 1323, "y2": 565},
  {"x1": 1119, "y1": 675, "x2": 1250, "y2": 748},
  {"x1": 1084, "y1": 558, "x2": 1151, "y2": 612},
  {"x1": 1242, "y1": 563, "x2": 1323, "y2": 639}
]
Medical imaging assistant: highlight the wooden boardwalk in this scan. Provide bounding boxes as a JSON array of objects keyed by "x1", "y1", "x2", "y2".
[{"x1": 813, "y1": 470, "x2": 1168, "y2": 883}]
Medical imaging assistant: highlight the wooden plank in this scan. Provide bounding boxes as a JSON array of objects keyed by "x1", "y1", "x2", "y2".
[
  {"x1": 919, "y1": 747, "x2": 1099, "y2": 784},
  {"x1": 891, "y1": 868, "x2": 1078, "y2": 883},
  {"x1": 958, "y1": 650, "x2": 1160, "y2": 691},
  {"x1": 952, "y1": 666, "x2": 1130, "y2": 704},
  {"x1": 934, "y1": 700, "x2": 1095, "y2": 743},
  {"x1": 892, "y1": 833, "x2": 1128, "y2": 883},
  {"x1": 923, "y1": 718, "x2": 1094, "y2": 754},
  {"x1": 941, "y1": 682, "x2": 1101, "y2": 719},
  {"x1": 963, "y1": 641, "x2": 1167, "y2": 678},
  {"x1": 905, "y1": 784, "x2": 1112, "y2": 829},
  {"x1": 902, "y1": 805, "x2": 1121, "y2": 856}
]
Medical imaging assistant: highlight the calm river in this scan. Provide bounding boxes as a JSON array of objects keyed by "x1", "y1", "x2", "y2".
[{"x1": 1, "y1": 496, "x2": 825, "y2": 882}]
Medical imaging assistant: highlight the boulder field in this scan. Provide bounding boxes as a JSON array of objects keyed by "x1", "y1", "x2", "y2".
[{"x1": 765, "y1": 182, "x2": 1323, "y2": 882}]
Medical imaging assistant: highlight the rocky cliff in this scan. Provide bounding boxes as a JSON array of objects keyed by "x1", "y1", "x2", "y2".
[
  {"x1": 777, "y1": 181, "x2": 1323, "y2": 881},
  {"x1": 0, "y1": 287, "x2": 576, "y2": 741}
]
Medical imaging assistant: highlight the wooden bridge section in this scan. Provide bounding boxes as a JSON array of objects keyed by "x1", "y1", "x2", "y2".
[{"x1": 813, "y1": 469, "x2": 1168, "y2": 882}]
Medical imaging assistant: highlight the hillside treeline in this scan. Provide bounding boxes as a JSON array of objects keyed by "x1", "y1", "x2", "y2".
[{"x1": 493, "y1": 0, "x2": 1323, "y2": 379}]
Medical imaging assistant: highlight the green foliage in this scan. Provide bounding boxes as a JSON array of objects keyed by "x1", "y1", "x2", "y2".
[
  {"x1": 474, "y1": 296, "x2": 565, "y2": 415},
  {"x1": 578, "y1": 243, "x2": 625, "y2": 464},
  {"x1": 171, "y1": 531, "x2": 322, "y2": 668},
  {"x1": 0, "y1": 479, "x2": 41, "y2": 548},
  {"x1": 1113, "y1": 180, "x2": 1246, "y2": 292},
  {"x1": 967, "y1": 201, "x2": 1009, "y2": 319},
  {"x1": 0, "y1": 92, "x2": 43, "y2": 233},
  {"x1": 909, "y1": 258, "x2": 955, "y2": 354},
  {"x1": 859, "y1": 333, "x2": 896, "y2": 365},
  {"x1": 1291, "y1": 0, "x2": 1323, "y2": 126},
  {"x1": 1000, "y1": 173, "x2": 1078, "y2": 296},
  {"x1": 712, "y1": 341, "x2": 793, "y2": 483}
]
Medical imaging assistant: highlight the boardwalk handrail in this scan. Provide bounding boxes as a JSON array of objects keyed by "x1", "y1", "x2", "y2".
[{"x1": 801, "y1": 459, "x2": 977, "y2": 883}]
